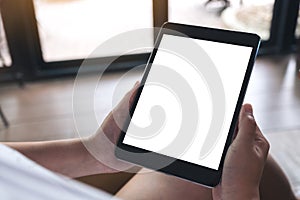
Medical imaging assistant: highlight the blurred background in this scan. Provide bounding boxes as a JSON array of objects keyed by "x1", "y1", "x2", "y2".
[
  {"x1": 0, "y1": 0, "x2": 299, "y2": 197},
  {"x1": 0, "y1": 0, "x2": 299, "y2": 76}
]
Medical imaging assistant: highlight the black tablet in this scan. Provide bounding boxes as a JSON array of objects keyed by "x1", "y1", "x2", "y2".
[{"x1": 116, "y1": 22, "x2": 260, "y2": 187}]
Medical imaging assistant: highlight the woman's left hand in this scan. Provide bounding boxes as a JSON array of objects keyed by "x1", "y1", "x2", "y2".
[{"x1": 83, "y1": 82, "x2": 139, "y2": 173}]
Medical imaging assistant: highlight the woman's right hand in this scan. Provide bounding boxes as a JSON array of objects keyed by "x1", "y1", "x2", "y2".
[{"x1": 213, "y1": 104, "x2": 270, "y2": 200}]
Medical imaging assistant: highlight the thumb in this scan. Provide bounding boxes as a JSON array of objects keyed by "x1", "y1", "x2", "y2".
[
  {"x1": 234, "y1": 104, "x2": 257, "y2": 145},
  {"x1": 129, "y1": 81, "x2": 140, "y2": 105}
]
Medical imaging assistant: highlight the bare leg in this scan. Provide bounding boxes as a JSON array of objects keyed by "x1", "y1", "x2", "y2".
[
  {"x1": 116, "y1": 168, "x2": 212, "y2": 200},
  {"x1": 260, "y1": 156, "x2": 298, "y2": 200},
  {"x1": 116, "y1": 155, "x2": 298, "y2": 200}
]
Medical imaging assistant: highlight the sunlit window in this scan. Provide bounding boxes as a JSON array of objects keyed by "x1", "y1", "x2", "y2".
[
  {"x1": 0, "y1": 11, "x2": 12, "y2": 68},
  {"x1": 34, "y1": 0, "x2": 153, "y2": 62},
  {"x1": 296, "y1": 11, "x2": 300, "y2": 38},
  {"x1": 169, "y1": 0, "x2": 275, "y2": 40}
]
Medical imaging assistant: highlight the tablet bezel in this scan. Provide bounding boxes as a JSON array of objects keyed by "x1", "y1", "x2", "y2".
[{"x1": 115, "y1": 22, "x2": 260, "y2": 187}]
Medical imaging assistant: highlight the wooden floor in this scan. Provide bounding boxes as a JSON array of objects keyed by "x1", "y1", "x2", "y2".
[
  {"x1": 0, "y1": 70, "x2": 143, "y2": 141},
  {"x1": 244, "y1": 55, "x2": 300, "y2": 132},
  {"x1": 0, "y1": 54, "x2": 300, "y2": 196}
]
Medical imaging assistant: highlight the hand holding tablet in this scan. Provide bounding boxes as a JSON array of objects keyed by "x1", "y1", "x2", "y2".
[
  {"x1": 212, "y1": 104, "x2": 269, "y2": 199},
  {"x1": 116, "y1": 22, "x2": 261, "y2": 187}
]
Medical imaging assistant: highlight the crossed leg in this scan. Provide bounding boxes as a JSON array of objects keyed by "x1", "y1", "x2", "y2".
[{"x1": 116, "y1": 156, "x2": 298, "y2": 200}]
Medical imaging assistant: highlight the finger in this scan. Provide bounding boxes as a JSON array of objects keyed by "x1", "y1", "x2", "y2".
[
  {"x1": 234, "y1": 104, "x2": 257, "y2": 144},
  {"x1": 129, "y1": 81, "x2": 140, "y2": 105},
  {"x1": 233, "y1": 103, "x2": 250, "y2": 140},
  {"x1": 239, "y1": 103, "x2": 254, "y2": 121},
  {"x1": 134, "y1": 81, "x2": 140, "y2": 87},
  {"x1": 250, "y1": 111, "x2": 269, "y2": 155},
  {"x1": 232, "y1": 122, "x2": 239, "y2": 141},
  {"x1": 254, "y1": 127, "x2": 270, "y2": 159},
  {"x1": 132, "y1": 81, "x2": 140, "y2": 92},
  {"x1": 117, "y1": 81, "x2": 140, "y2": 108}
]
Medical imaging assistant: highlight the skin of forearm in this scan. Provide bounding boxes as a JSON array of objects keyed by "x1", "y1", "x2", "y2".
[{"x1": 4, "y1": 139, "x2": 107, "y2": 178}]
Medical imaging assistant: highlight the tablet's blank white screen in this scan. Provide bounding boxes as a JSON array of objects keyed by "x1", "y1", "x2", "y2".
[{"x1": 123, "y1": 34, "x2": 253, "y2": 170}]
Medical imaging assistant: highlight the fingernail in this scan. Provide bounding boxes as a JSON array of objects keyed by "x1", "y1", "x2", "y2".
[{"x1": 244, "y1": 104, "x2": 253, "y2": 114}]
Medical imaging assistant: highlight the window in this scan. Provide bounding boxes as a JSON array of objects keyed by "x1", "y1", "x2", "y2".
[
  {"x1": 33, "y1": 0, "x2": 153, "y2": 62},
  {"x1": 296, "y1": 9, "x2": 300, "y2": 39},
  {"x1": 0, "y1": 11, "x2": 11, "y2": 68},
  {"x1": 169, "y1": 0, "x2": 275, "y2": 41},
  {"x1": 0, "y1": 0, "x2": 298, "y2": 81}
]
